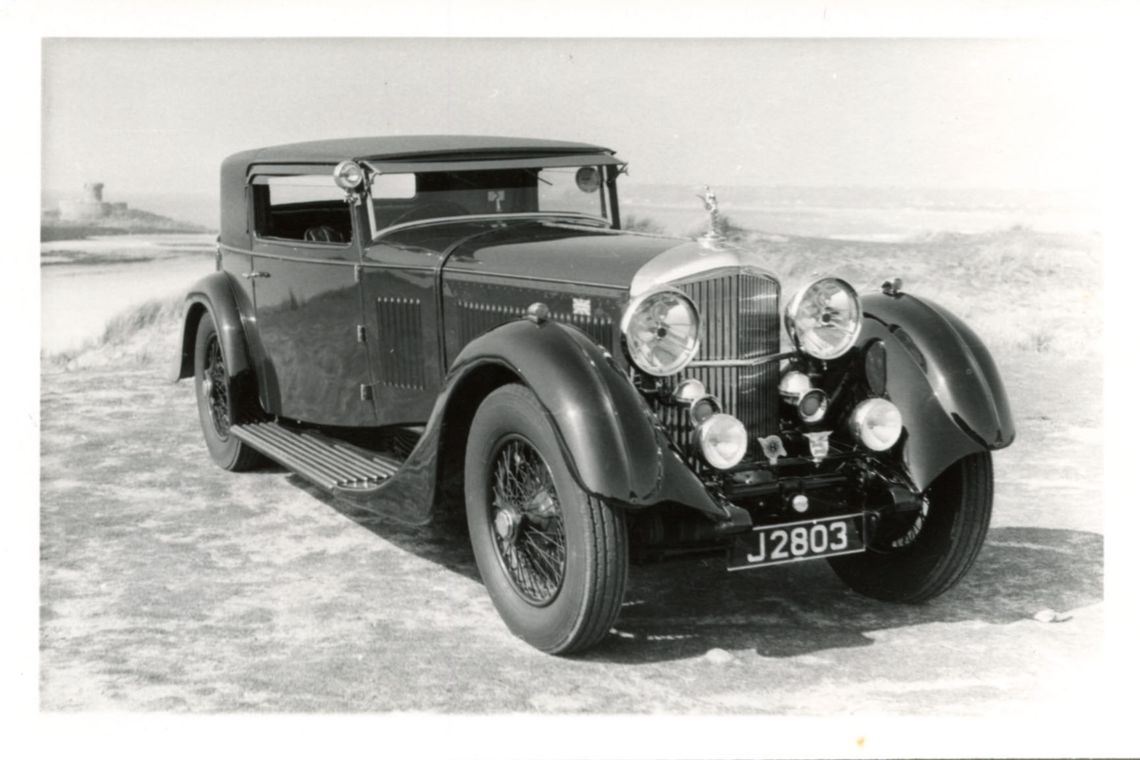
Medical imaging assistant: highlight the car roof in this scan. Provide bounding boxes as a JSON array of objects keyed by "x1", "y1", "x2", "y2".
[{"x1": 226, "y1": 135, "x2": 615, "y2": 165}]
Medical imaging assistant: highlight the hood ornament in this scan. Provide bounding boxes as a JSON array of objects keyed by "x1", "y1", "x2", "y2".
[{"x1": 697, "y1": 185, "x2": 727, "y2": 249}]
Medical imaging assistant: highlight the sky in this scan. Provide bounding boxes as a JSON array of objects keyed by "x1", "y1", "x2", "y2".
[{"x1": 41, "y1": 38, "x2": 1102, "y2": 205}]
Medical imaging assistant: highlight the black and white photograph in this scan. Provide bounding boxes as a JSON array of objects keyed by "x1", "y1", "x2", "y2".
[{"x1": 11, "y1": 2, "x2": 1137, "y2": 758}]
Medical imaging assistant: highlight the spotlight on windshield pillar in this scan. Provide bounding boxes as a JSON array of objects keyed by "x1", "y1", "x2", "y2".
[{"x1": 333, "y1": 160, "x2": 365, "y2": 191}]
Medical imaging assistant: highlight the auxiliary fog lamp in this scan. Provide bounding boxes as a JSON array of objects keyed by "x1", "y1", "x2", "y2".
[
  {"x1": 779, "y1": 368, "x2": 829, "y2": 423},
  {"x1": 674, "y1": 378, "x2": 748, "y2": 469},
  {"x1": 694, "y1": 413, "x2": 748, "y2": 470},
  {"x1": 849, "y1": 398, "x2": 903, "y2": 451}
]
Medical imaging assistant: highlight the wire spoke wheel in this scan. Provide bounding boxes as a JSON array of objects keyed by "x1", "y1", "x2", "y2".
[
  {"x1": 203, "y1": 334, "x2": 231, "y2": 439},
  {"x1": 489, "y1": 436, "x2": 567, "y2": 605},
  {"x1": 465, "y1": 383, "x2": 627, "y2": 654},
  {"x1": 193, "y1": 312, "x2": 264, "y2": 471}
]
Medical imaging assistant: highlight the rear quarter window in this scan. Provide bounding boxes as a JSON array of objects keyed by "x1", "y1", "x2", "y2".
[{"x1": 252, "y1": 174, "x2": 352, "y2": 244}]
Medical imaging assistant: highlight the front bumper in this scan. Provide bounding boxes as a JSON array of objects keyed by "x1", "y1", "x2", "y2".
[{"x1": 675, "y1": 444, "x2": 921, "y2": 542}]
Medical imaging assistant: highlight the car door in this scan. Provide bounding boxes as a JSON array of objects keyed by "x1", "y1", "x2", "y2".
[{"x1": 248, "y1": 172, "x2": 376, "y2": 426}]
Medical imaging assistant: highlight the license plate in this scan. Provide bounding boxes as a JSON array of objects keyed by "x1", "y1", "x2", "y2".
[{"x1": 727, "y1": 513, "x2": 865, "y2": 571}]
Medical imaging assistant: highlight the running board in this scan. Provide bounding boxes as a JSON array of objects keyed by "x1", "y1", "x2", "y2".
[{"x1": 231, "y1": 421, "x2": 401, "y2": 491}]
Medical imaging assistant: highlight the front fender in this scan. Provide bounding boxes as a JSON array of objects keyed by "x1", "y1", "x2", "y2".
[
  {"x1": 454, "y1": 319, "x2": 722, "y2": 508},
  {"x1": 172, "y1": 271, "x2": 252, "y2": 382},
  {"x1": 862, "y1": 292, "x2": 1015, "y2": 490},
  {"x1": 338, "y1": 317, "x2": 741, "y2": 528},
  {"x1": 454, "y1": 320, "x2": 659, "y2": 502}
]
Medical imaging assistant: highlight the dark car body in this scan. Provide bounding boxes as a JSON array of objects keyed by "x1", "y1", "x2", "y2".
[{"x1": 176, "y1": 135, "x2": 1013, "y2": 653}]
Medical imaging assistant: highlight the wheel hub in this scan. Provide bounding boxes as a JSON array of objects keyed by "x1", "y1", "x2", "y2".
[{"x1": 493, "y1": 507, "x2": 521, "y2": 542}]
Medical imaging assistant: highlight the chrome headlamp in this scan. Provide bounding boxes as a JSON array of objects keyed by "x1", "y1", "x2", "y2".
[
  {"x1": 621, "y1": 288, "x2": 701, "y2": 376},
  {"x1": 785, "y1": 277, "x2": 862, "y2": 360}
]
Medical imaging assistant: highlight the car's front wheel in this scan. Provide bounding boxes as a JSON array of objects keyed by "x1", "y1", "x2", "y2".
[
  {"x1": 828, "y1": 451, "x2": 993, "y2": 603},
  {"x1": 464, "y1": 384, "x2": 628, "y2": 654}
]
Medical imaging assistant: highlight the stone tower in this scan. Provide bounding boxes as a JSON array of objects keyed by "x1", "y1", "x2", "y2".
[
  {"x1": 83, "y1": 182, "x2": 105, "y2": 203},
  {"x1": 59, "y1": 181, "x2": 125, "y2": 221}
]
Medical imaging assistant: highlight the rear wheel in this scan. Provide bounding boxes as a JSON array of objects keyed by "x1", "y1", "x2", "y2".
[
  {"x1": 829, "y1": 452, "x2": 993, "y2": 603},
  {"x1": 193, "y1": 313, "x2": 265, "y2": 471},
  {"x1": 464, "y1": 384, "x2": 628, "y2": 654}
]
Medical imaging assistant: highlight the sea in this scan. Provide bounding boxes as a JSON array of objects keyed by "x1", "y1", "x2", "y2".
[{"x1": 621, "y1": 184, "x2": 1099, "y2": 240}]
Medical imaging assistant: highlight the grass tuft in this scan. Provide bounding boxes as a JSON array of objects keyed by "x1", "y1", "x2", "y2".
[
  {"x1": 622, "y1": 214, "x2": 667, "y2": 235},
  {"x1": 98, "y1": 297, "x2": 185, "y2": 346},
  {"x1": 44, "y1": 295, "x2": 186, "y2": 372}
]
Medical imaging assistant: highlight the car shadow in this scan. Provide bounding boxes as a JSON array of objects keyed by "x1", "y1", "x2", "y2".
[
  {"x1": 285, "y1": 476, "x2": 1101, "y2": 663},
  {"x1": 587, "y1": 526, "x2": 1103, "y2": 663},
  {"x1": 287, "y1": 475, "x2": 481, "y2": 583}
]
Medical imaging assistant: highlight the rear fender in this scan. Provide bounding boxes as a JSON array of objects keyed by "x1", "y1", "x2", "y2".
[
  {"x1": 172, "y1": 271, "x2": 253, "y2": 382},
  {"x1": 862, "y1": 292, "x2": 1015, "y2": 491}
]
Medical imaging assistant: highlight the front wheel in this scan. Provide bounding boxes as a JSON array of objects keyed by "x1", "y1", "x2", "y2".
[
  {"x1": 464, "y1": 384, "x2": 628, "y2": 654},
  {"x1": 829, "y1": 451, "x2": 993, "y2": 603}
]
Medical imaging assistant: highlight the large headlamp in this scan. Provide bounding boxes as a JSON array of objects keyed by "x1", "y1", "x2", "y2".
[
  {"x1": 621, "y1": 288, "x2": 701, "y2": 376},
  {"x1": 785, "y1": 277, "x2": 863, "y2": 360}
]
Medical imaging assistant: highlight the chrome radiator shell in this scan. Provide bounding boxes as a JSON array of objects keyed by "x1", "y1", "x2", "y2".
[{"x1": 654, "y1": 269, "x2": 781, "y2": 447}]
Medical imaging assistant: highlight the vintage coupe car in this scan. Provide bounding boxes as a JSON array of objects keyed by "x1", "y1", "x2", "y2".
[{"x1": 175, "y1": 136, "x2": 1013, "y2": 654}]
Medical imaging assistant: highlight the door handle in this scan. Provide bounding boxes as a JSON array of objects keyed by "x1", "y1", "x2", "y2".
[{"x1": 242, "y1": 271, "x2": 270, "y2": 279}]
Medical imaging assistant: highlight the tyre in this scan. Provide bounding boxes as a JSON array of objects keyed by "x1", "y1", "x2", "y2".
[
  {"x1": 829, "y1": 451, "x2": 993, "y2": 603},
  {"x1": 464, "y1": 384, "x2": 628, "y2": 654},
  {"x1": 193, "y1": 312, "x2": 265, "y2": 471}
]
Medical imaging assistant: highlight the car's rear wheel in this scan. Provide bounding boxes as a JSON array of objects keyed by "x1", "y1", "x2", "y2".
[
  {"x1": 828, "y1": 451, "x2": 993, "y2": 603},
  {"x1": 193, "y1": 312, "x2": 265, "y2": 471},
  {"x1": 464, "y1": 384, "x2": 628, "y2": 654}
]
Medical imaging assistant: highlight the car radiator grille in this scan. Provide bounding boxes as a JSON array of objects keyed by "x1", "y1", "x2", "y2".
[{"x1": 654, "y1": 272, "x2": 781, "y2": 450}]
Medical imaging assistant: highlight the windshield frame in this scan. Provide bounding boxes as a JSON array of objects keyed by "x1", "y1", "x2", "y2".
[{"x1": 363, "y1": 159, "x2": 624, "y2": 242}]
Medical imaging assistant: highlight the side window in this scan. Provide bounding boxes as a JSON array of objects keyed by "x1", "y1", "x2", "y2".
[{"x1": 252, "y1": 174, "x2": 352, "y2": 244}]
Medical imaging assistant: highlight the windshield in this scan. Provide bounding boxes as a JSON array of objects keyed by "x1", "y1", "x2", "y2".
[{"x1": 369, "y1": 165, "x2": 611, "y2": 231}]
